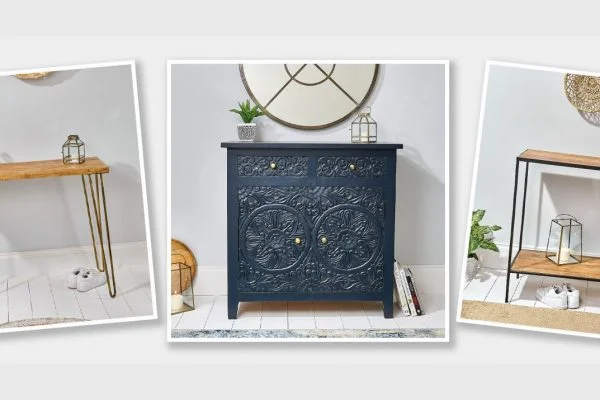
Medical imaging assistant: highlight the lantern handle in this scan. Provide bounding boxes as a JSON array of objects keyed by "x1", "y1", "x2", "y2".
[
  {"x1": 358, "y1": 106, "x2": 371, "y2": 116},
  {"x1": 555, "y1": 213, "x2": 577, "y2": 221}
]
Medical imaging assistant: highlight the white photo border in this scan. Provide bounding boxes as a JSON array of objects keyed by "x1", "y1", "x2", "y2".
[
  {"x1": 456, "y1": 60, "x2": 600, "y2": 341},
  {"x1": 167, "y1": 59, "x2": 450, "y2": 343},
  {"x1": 0, "y1": 60, "x2": 158, "y2": 335}
]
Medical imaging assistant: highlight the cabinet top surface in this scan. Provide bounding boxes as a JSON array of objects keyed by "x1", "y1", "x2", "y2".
[
  {"x1": 0, "y1": 157, "x2": 109, "y2": 181},
  {"x1": 519, "y1": 149, "x2": 600, "y2": 169},
  {"x1": 220, "y1": 141, "x2": 403, "y2": 150}
]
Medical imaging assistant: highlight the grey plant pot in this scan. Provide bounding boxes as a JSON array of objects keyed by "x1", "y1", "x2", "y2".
[
  {"x1": 465, "y1": 257, "x2": 479, "y2": 280},
  {"x1": 237, "y1": 123, "x2": 257, "y2": 141}
]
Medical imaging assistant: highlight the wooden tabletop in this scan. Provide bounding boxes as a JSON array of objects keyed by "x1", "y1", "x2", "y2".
[
  {"x1": 0, "y1": 157, "x2": 109, "y2": 181},
  {"x1": 512, "y1": 249, "x2": 600, "y2": 280},
  {"x1": 518, "y1": 149, "x2": 600, "y2": 170}
]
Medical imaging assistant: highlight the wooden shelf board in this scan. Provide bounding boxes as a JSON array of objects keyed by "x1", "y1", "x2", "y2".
[
  {"x1": 512, "y1": 249, "x2": 600, "y2": 281},
  {"x1": 0, "y1": 157, "x2": 108, "y2": 181},
  {"x1": 519, "y1": 149, "x2": 600, "y2": 170}
]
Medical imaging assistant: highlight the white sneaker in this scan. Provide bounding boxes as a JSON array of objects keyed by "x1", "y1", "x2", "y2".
[
  {"x1": 563, "y1": 283, "x2": 580, "y2": 309},
  {"x1": 67, "y1": 267, "x2": 89, "y2": 289},
  {"x1": 76, "y1": 270, "x2": 107, "y2": 292},
  {"x1": 535, "y1": 285, "x2": 568, "y2": 309}
]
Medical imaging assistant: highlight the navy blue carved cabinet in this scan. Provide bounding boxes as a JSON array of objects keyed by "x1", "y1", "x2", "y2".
[{"x1": 221, "y1": 142, "x2": 403, "y2": 319}]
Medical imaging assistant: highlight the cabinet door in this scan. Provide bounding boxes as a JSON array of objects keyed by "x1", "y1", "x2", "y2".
[{"x1": 238, "y1": 186, "x2": 385, "y2": 294}]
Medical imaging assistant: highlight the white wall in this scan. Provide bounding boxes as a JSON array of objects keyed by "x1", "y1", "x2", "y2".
[
  {"x1": 0, "y1": 64, "x2": 147, "y2": 253},
  {"x1": 475, "y1": 64, "x2": 600, "y2": 254},
  {"x1": 172, "y1": 63, "x2": 446, "y2": 266}
]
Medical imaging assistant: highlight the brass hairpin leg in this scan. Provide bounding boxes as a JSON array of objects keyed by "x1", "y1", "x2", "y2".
[{"x1": 81, "y1": 173, "x2": 117, "y2": 298}]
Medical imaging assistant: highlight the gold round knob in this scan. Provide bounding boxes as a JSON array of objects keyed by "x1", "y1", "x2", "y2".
[
  {"x1": 349, "y1": 164, "x2": 356, "y2": 171},
  {"x1": 270, "y1": 161, "x2": 277, "y2": 169},
  {"x1": 295, "y1": 237, "x2": 302, "y2": 245},
  {"x1": 320, "y1": 236, "x2": 328, "y2": 244}
]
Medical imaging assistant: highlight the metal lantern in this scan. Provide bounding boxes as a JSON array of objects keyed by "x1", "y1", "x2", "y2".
[
  {"x1": 351, "y1": 107, "x2": 377, "y2": 143},
  {"x1": 171, "y1": 262, "x2": 195, "y2": 314},
  {"x1": 62, "y1": 134, "x2": 85, "y2": 164},
  {"x1": 545, "y1": 214, "x2": 583, "y2": 265}
]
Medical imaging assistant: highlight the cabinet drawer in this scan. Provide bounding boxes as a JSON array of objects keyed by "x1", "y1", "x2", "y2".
[
  {"x1": 317, "y1": 156, "x2": 386, "y2": 178},
  {"x1": 237, "y1": 155, "x2": 308, "y2": 177}
]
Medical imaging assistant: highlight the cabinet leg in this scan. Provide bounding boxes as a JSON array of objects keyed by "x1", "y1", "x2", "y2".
[
  {"x1": 82, "y1": 174, "x2": 117, "y2": 298},
  {"x1": 228, "y1": 299, "x2": 238, "y2": 319},
  {"x1": 383, "y1": 299, "x2": 394, "y2": 319}
]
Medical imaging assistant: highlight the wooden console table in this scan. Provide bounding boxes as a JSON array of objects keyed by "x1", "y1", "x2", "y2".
[
  {"x1": 0, "y1": 157, "x2": 117, "y2": 297},
  {"x1": 505, "y1": 149, "x2": 600, "y2": 303}
]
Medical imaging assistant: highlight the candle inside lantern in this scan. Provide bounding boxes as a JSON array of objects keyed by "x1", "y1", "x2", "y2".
[
  {"x1": 557, "y1": 246, "x2": 571, "y2": 264},
  {"x1": 171, "y1": 294, "x2": 184, "y2": 312}
]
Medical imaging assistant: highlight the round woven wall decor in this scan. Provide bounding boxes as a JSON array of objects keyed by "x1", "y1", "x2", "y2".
[
  {"x1": 565, "y1": 74, "x2": 600, "y2": 113},
  {"x1": 171, "y1": 239, "x2": 197, "y2": 295},
  {"x1": 14, "y1": 72, "x2": 52, "y2": 80}
]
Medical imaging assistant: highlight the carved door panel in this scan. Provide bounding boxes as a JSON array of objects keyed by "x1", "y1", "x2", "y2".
[{"x1": 238, "y1": 186, "x2": 385, "y2": 293}]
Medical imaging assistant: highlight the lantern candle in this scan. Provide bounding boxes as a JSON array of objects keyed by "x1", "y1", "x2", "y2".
[
  {"x1": 558, "y1": 246, "x2": 571, "y2": 264},
  {"x1": 171, "y1": 294, "x2": 184, "y2": 312}
]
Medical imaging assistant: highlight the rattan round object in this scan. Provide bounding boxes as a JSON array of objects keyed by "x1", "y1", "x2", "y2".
[
  {"x1": 14, "y1": 72, "x2": 52, "y2": 80},
  {"x1": 565, "y1": 74, "x2": 600, "y2": 112},
  {"x1": 171, "y1": 239, "x2": 197, "y2": 294}
]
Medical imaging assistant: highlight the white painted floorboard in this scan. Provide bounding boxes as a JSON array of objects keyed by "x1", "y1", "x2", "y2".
[
  {"x1": 0, "y1": 242, "x2": 153, "y2": 325},
  {"x1": 29, "y1": 274, "x2": 57, "y2": 319},
  {"x1": 171, "y1": 266, "x2": 445, "y2": 331},
  {"x1": 463, "y1": 267, "x2": 600, "y2": 313},
  {"x1": 7, "y1": 278, "x2": 32, "y2": 322},
  {"x1": 0, "y1": 280, "x2": 8, "y2": 324},
  {"x1": 48, "y1": 275, "x2": 83, "y2": 319}
]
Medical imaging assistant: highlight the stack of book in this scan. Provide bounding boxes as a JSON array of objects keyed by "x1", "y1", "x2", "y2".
[{"x1": 393, "y1": 261, "x2": 423, "y2": 316}]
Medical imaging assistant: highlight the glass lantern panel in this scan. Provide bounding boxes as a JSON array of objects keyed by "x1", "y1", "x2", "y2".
[
  {"x1": 67, "y1": 145, "x2": 81, "y2": 163},
  {"x1": 171, "y1": 263, "x2": 195, "y2": 314},
  {"x1": 351, "y1": 121, "x2": 377, "y2": 143},
  {"x1": 546, "y1": 218, "x2": 582, "y2": 265}
]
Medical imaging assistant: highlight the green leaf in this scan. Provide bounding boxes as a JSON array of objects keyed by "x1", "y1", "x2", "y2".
[
  {"x1": 229, "y1": 99, "x2": 264, "y2": 123},
  {"x1": 469, "y1": 209, "x2": 501, "y2": 255},
  {"x1": 471, "y1": 209, "x2": 485, "y2": 225},
  {"x1": 479, "y1": 240, "x2": 499, "y2": 252}
]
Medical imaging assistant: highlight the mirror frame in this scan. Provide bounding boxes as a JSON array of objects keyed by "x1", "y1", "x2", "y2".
[{"x1": 239, "y1": 64, "x2": 379, "y2": 130}]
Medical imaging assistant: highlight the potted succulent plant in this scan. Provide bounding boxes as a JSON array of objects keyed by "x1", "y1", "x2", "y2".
[
  {"x1": 466, "y1": 209, "x2": 501, "y2": 279},
  {"x1": 229, "y1": 99, "x2": 265, "y2": 141}
]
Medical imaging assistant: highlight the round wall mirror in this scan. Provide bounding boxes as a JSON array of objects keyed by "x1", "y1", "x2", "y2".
[{"x1": 240, "y1": 63, "x2": 379, "y2": 130}]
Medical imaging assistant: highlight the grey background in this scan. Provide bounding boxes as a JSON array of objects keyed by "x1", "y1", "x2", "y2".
[
  {"x1": 2, "y1": 35, "x2": 600, "y2": 369},
  {"x1": 474, "y1": 64, "x2": 600, "y2": 254},
  {"x1": 0, "y1": 64, "x2": 147, "y2": 252},
  {"x1": 171, "y1": 63, "x2": 446, "y2": 267}
]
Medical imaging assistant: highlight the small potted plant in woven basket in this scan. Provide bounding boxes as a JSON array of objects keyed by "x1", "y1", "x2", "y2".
[
  {"x1": 229, "y1": 99, "x2": 265, "y2": 141},
  {"x1": 467, "y1": 209, "x2": 501, "y2": 280}
]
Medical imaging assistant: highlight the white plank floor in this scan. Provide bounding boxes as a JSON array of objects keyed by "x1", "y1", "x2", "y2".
[
  {"x1": 463, "y1": 266, "x2": 600, "y2": 313},
  {"x1": 0, "y1": 242, "x2": 154, "y2": 325},
  {"x1": 171, "y1": 265, "x2": 445, "y2": 331}
]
